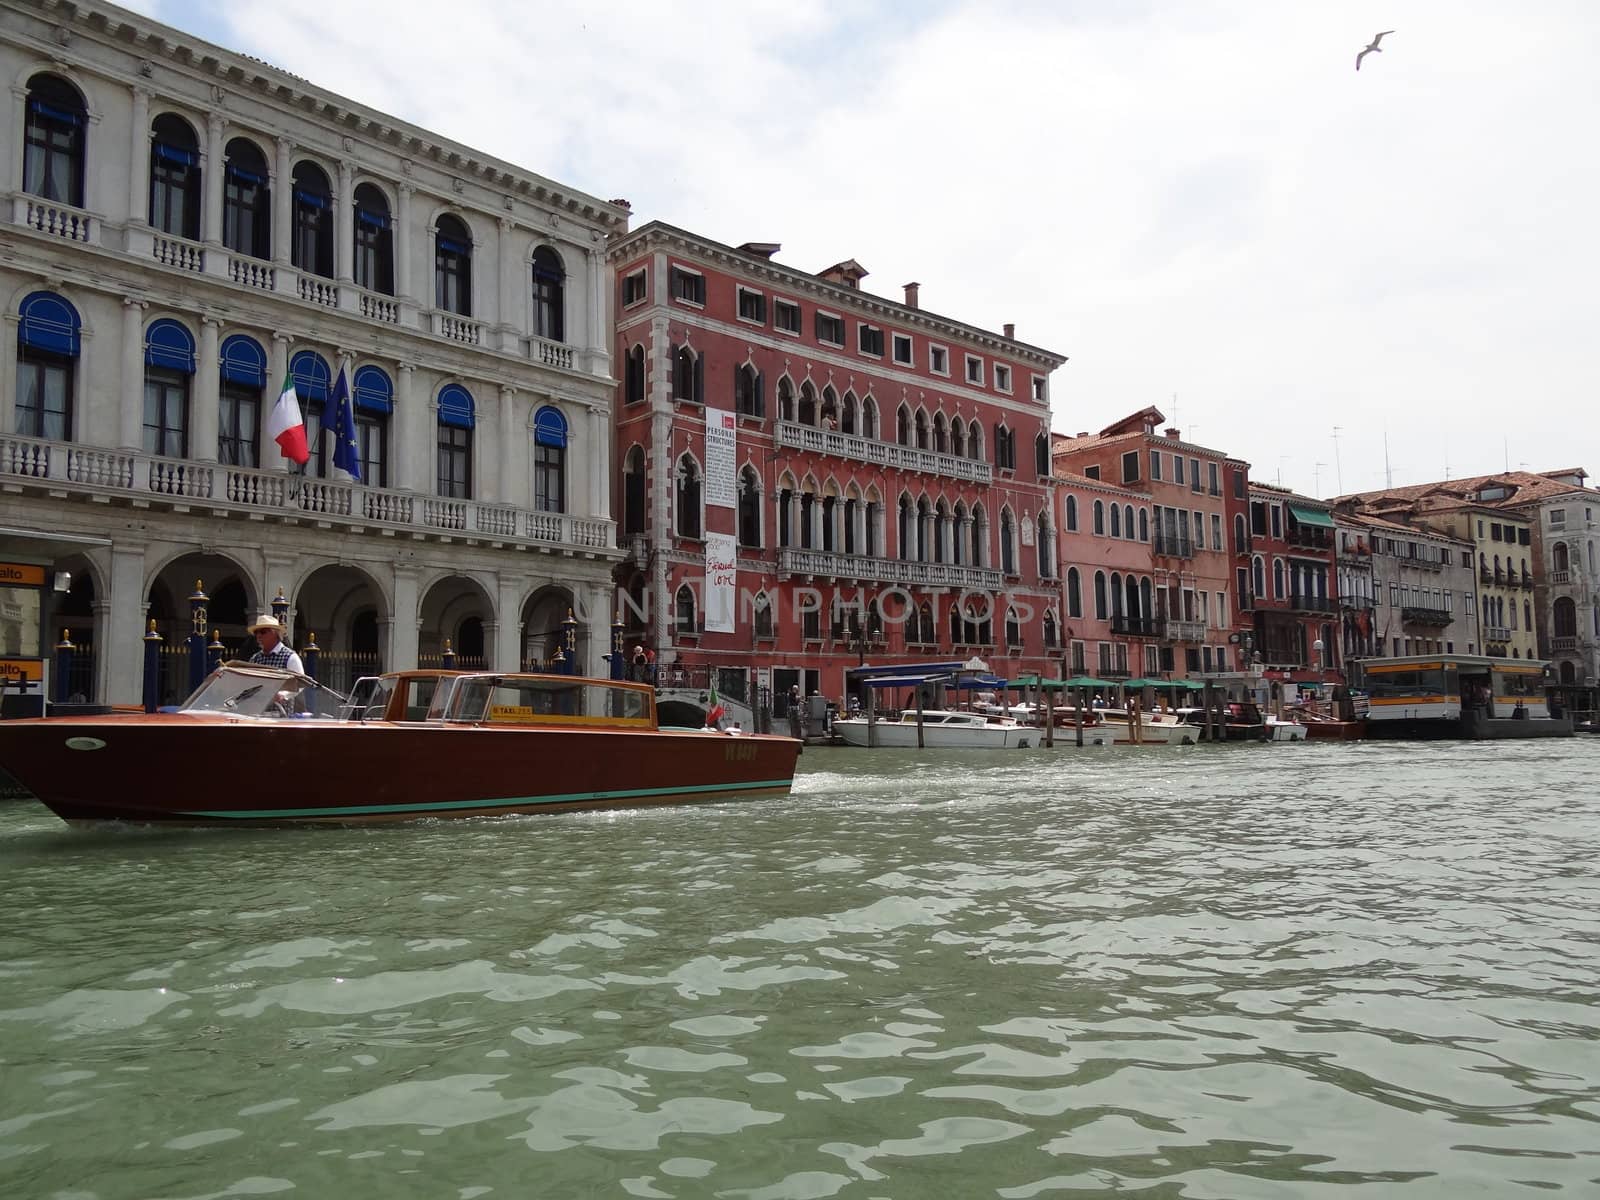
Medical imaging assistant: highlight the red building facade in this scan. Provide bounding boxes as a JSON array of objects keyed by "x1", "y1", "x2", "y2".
[
  {"x1": 609, "y1": 222, "x2": 1067, "y2": 713},
  {"x1": 1245, "y1": 483, "x2": 1339, "y2": 683},
  {"x1": 1053, "y1": 409, "x2": 1244, "y2": 680}
]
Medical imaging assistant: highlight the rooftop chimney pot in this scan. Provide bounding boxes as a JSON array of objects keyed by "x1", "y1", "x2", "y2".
[
  {"x1": 1003, "y1": 323, "x2": 1015, "y2": 340},
  {"x1": 903, "y1": 281, "x2": 920, "y2": 309},
  {"x1": 1165, "y1": 427, "x2": 1180, "y2": 438}
]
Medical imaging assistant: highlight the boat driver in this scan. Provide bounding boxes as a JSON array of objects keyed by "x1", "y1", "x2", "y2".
[{"x1": 247, "y1": 613, "x2": 305, "y2": 674}]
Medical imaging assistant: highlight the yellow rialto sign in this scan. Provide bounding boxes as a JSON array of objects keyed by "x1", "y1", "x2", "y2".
[
  {"x1": 0, "y1": 563, "x2": 48, "y2": 587},
  {"x1": 0, "y1": 658, "x2": 45, "y2": 686}
]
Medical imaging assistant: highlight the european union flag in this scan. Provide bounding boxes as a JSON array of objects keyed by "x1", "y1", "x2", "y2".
[{"x1": 330, "y1": 365, "x2": 362, "y2": 483}]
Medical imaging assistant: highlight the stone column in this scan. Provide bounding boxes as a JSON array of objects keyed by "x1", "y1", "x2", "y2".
[
  {"x1": 498, "y1": 384, "x2": 518, "y2": 505},
  {"x1": 588, "y1": 403, "x2": 609, "y2": 518},
  {"x1": 390, "y1": 564, "x2": 420, "y2": 670},
  {"x1": 194, "y1": 316, "x2": 221, "y2": 462},
  {"x1": 497, "y1": 216, "x2": 519, "y2": 350},
  {"x1": 127, "y1": 87, "x2": 151, "y2": 222},
  {"x1": 495, "y1": 574, "x2": 523, "y2": 671},
  {"x1": 272, "y1": 137, "x2": 292, "y2": 267},
  {"x1": 395, "y1": 362, "x2": 422, "y2": 492},
  {"x1": 203, "y1": 111, "x2": 225, "y2": 247},
  {"x1": 395, "y1": 183, "x2": 414, "y2": 302},
  {"x1": 120, "y1": 299, "x2": 146, "y2": 449},
  {"x1": 586, "y1": 246, "x2": 608, "y2": 374},
  {"x1": 105, "y1": 543, "x2": 148, "y2": 707},
  {"x1": 586, "y1": 581, "x2": 612, "y2": 676},
  {"x1": 335, "y1": 159, "x2": 355, "y2": 285}
]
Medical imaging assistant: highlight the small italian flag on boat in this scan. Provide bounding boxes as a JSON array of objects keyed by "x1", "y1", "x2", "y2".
[
  {"x1": 267, "y1": 372, "x2": 310, "y2": 467},
  {"x1": 706, "y1": 687, "x2": 726, "y2": 728}
]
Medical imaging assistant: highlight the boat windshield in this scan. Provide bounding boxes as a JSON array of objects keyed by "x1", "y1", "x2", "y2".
[
  {"x1": 443, "y1": 675, "x2": 654, "y2": 727},
  {"x1": 182, "y1": 664, "x2": 347, "y2": 718}
]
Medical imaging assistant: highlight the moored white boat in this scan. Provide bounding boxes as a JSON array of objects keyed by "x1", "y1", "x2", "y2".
[
  {"x1": 1093, "y1": 712, "x2": 1198, "y2": 746},
  {"x1": 833, "y1": 710, "x2": 1107, "y2": 748},
  {"x1": 1265, "y1": 716, "x2": 1308, "y2": 742}
]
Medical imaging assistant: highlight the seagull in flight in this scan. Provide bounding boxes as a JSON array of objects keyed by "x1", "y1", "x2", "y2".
[{"x1": 1356, "y1": 30, "x2": 1394, "y2": 71}]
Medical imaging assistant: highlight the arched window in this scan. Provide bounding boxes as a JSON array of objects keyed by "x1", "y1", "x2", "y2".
[
  {"x1": 897, "y1": 404, "x2": 911, "y2": 446},
  {"x1": 1001, "y1": 509, "x2": 1017, "y2": 575},
  {"x1": 916, "y1": 497, "x2": 931, "y2": 561},
  {"x1": 1094, "y1": 571, "x2": 1108, "y2": 620},
  {"x1": 1036, "y1": 434, "x2": 1050, "y2": 478},
  {"x1": 1553, "y1": 542, "x2": 1570, "y2": 572},
  {"x1": 143, "y1": 318, "x2": 196, "y2": 458},
  {"x1": 149, "y1": 113, "x2": 201, "y2": 240},
  {"x1": 531, "y1": 245, "x2": 565, "y2": 341},
  {"x1": 1233, "y1": 513, "x2": 1247, "y2": 553},
  {"x1": 798, "y1": 382, "x2": 818, "y2": 426},
  {"x1": 1253, "y1": 555, "x2": 1266, "y2": 600},
  {"x1": 23, "y1": 74, "x2": 86, "y2": 206},
  {"x1": 291, "y1": 161, "x2": 334, "y2": 278},
  {"x1": 217, "y1": 333, "x2": 266, "y2": 467},
  {"x1": 1139, "y1": 508, "x2": 1149, "y2": 541},
  {"x1": 862, "y1": 396, "x2": 879, "y2": 440},
  {"x1": 533, "y1": 405, "x2": 567, "y2": 513},
  {"x1": 754, "y1": 592, "x2": 774, "y2": 640},
  {"x1": 673, "y1": 345, "x2": 704, "y2": 405},
  {"x1": 734, "y1": 364, "x2": 763, "y2": 417},
  {"x1": 777, "y1": 376, "x2": 795, "y2": 422},
  {"x1": 933, "y1": 413, "x2": 948, "y2": 454},
  {"x1": 436, "y1": 383, "x2": 474, "y2": 498},
  {"x1": 738, "y1": 467, "x2": 762, "y2": 548},
  {"x1": 1065, "y1": 494, "x2": 1078, "y2": 532},
  {"x1": 352, "y1": 182, "x2": 393, "y2": 295},
  {"x1": 623, "y1": 445, "x2": 646, "y2": 535},
  {"x1": 1043, "y1": 611, "x2": 1059, "y2": 649},
  {"x1": 898, "y1": 495, "x2": 914, "y2": 561},
  {"x1": 1093, "y1": 499, "x2": 1105, "y2": 535},
  {"x1": 971, "y1": 504, "x2": 986, "y2": 566},
  {"x1": 1124, "y1": 505, "x2": 1135, "y2": 537},
  {"x1": 1037, "y1": 513, "x2": 1054, "y2": 578},
  {"x1": 932, "y1": 501, "x2": 949, "y2": 564},
  {"x1": 994, "y1": 422, "x2": 1014, "y2": 469},
  {"x1": 675, "y1": 585, "x2": 697, "y2": 636},
  {"x1": 1554, "y1": 596, "x2": 1577, "y2": 637},
  {"x1": 915, "y1": 409, "x2": 929, "y2": 450},
  {"x1": 435, "y1": 214, "x2": 473, "y2": 315},
  {"x1": 676, "y1": 455, "x2": 702, "y2": 539},
  {"x1": 1067, "y1": 567, "x2": 1082, "y2": 618},
  {"x1": 1006, "y1": 606, "x2": 1022, "y2": 648},
  {"x1": 841, "y1": 391, "x2": 857, "y2": 435},
  {"x1": 1273, "y1": 558, "x2": 1285, "y2": 600},
  {"x1": 1110, "y1": 504, "x2": 1122, "y2": 538},
  {"x1": 223, "y1": 137, "x2": 270, "y2": 259},
  {"x1": 288, "y1": 349, "x2": 331, "y2": 472},
  {"x1": 351, "y1": 364, "x2": 392, "y2": 486},
  {"x1": 950, "y1": 417, "x2": 966, "y2": 458},
  {"x1": 624, "y1": 344, "x2": 646, "y2": 404},
  {"x1": 1110, "y1": 572, "x2": 1125, "y2": 619},
  {"x1": 16, "y1": 291, "x2": 80, "y2": 441},
  {"x1": 820, "y1": 386, "x2": 839, "y2": 429}
]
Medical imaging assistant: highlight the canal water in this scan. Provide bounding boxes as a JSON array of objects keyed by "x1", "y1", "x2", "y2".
[{"x1": 3, "y1": 740, "x2": 1599, "y2": 1199}]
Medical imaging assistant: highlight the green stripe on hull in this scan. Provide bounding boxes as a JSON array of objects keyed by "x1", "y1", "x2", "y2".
[{"x1": 181, "y1": 778, "x2": 796, "y2": 820}]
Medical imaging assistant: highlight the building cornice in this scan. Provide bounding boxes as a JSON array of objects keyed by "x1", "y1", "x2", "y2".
[
  {"x1": 17, "y1": 0, "x2": 630, "y2": 230},
  {"x1": 609, "y1": 221, "x2": 1068, "y2": 371}
]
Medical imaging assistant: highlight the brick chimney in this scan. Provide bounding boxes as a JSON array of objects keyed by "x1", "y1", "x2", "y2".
[
  {"x1": 1003, "y1": 323, "x2": 1015, "y2": 340},
  {"x1": 903, "y1": 281, "x2": 920, "y2": 309},
  {"x1": 1165, "y1": 427, "x2": 1181, "y2": 438}
]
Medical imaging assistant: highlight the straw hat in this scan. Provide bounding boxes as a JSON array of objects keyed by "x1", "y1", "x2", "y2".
[{"x1": 246, "y1": 613, "x2": 283, "y2": 634}]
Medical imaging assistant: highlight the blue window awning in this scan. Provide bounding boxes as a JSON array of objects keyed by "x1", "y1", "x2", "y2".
[
  {"x1": 18, "y1": 291, "x2": 81, "y2": 356},
  {"x1": 352, "y1": 365, "x2": 393, "y2": 414},
  {"x1": 438, "y1": 383, "x2": 474, "y2": 429},
  {"x1": 144, "y1": 318, "x2": 195, "y2": 374},
  {"x1": 219, "y1": 334, "x2": 267, "y2": 388},
  {"x1": 289, "y1": 350, "x2": 331, "y2": 404},
  {"x1": 533, "y1": 405, "x2": 568, "y2": 448}
]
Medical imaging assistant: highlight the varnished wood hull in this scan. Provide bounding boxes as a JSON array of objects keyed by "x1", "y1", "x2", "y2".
[{"x1": 0, "y1": 714, "x2": 801, "y2": 826}]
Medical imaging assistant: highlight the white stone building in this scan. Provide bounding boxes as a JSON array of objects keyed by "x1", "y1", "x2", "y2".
[{"x1": 1, "y1": 0, "x2": 627, "y2": 706}]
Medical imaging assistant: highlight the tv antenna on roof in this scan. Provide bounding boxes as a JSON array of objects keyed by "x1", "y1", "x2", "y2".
[
  {"x1": 1313, "y1": 461, "x2": 1328, "y2": 495},
  {"x1": 1332, "y1": 426, "x2": 1344, "y2": 495}
]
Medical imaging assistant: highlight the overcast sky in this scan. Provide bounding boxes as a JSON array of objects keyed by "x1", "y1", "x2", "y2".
[{"x1": 135, "y1": 0, "x2": 1600, "y2": 500}]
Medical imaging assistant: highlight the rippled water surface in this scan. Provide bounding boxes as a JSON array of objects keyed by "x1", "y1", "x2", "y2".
[{"x1": 4, "y1": 739, "x2": 1600, "y2": 1199}]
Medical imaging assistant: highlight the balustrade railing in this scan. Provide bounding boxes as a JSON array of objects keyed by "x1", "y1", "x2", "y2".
[
  {"x1": 0, "y1": 434, "x2": 613, "y2": 552},
  {"x1": 151, "y1": 233, "x2": 204, "y2": 273},
  {"x1": 778, "y1": 546, "x2": 1002, "y2": 589},
  {"x1": 16, "y1": 196, "x2": 94, "y2": 243},
  {"x1": 229, "y1": 256, "x2": 275, "y2": 291},
  {"x1": 298, "y1": 275, "x2": 339, "y2": 308},
  {"x1": 435, "y1": 313, "x2": 483, "y2": 344},
  {"x1": 774, "y1": 421, "x2": 993, "y2": 484}
]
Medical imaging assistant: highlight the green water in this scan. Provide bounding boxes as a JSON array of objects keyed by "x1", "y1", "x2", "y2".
[{"x1": 3, "y1": 740, "x2": 1600, "y2": 1199}]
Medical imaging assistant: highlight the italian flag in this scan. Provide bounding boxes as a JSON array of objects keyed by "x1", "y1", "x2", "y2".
[
  {"x1": 706, "y1": 686, "x2": 726, "y2": 728},
  {"x1": 267, "y1": 373, "x2": 310, "y2": 466}
]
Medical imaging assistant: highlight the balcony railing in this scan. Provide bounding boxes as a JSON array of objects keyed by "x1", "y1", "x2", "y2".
[
  {"x1": 774, "y1": 421, "x2": 993, "y2": 484},
  {"x1": 1551, "y1": 570, "x2": 1571, "y2": 585},
  {"x1": 1401, "y1": 605, "x2": 1453, "y2": 627},
  {"x1": 1285, "y1": 531, "x2": 1333, "y2": 551},
  {"x1": 15, "y1": 195, "x2": 95, "y2": 243},
  {"x1": 778, "y1": 546, "x2": 1002, "y2": 590},
  {"x1": 1159, "y1": 618, "x2": 1207, "y2": 643},
  {"x1": 1552, "y1": 635, "x2": 1579, "y2": 652},
  {"x1": 1111, "y1": 615, "x2": 1159, "y2": 637},
  {"x1": 0, "y1": 433, "x2": 612, "y2": 553},
  {"x1": 151, "y1": 232, "x2": 205, "y2": 273},
  {"x1": 1151, "y1": 533, "x2": 1195, "y2": 559},
  {"x1": 1342, "y1": 594, "x2": 1375, "y2": 609},
  {"x1": 1483, "y1": 625, "x2": 1512, "y2": 643},
  {"x1": 1288, "y1": 593, "x2": 1337, "y2": 614}
]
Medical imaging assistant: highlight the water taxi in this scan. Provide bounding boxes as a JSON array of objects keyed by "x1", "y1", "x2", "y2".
[
  {"x1": 1349, "y1": 654, "x2": 1572, "y2": 739},
  {"x1": 0, "y1": 663, "x2": 802, "y2": 825}
]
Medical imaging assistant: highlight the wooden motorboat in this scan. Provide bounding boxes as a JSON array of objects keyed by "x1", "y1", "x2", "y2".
[
  {"x1": 1173, "y1": 702, "x2": 1271, "y2": 742},
  {"x1": 0, "y1": 664, "x2": 801, "y2": 826}
]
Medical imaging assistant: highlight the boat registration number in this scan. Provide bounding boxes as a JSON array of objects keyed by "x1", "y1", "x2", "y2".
[{"x1": 725, "y1": 741, "x2": 758, "y2": 761}]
